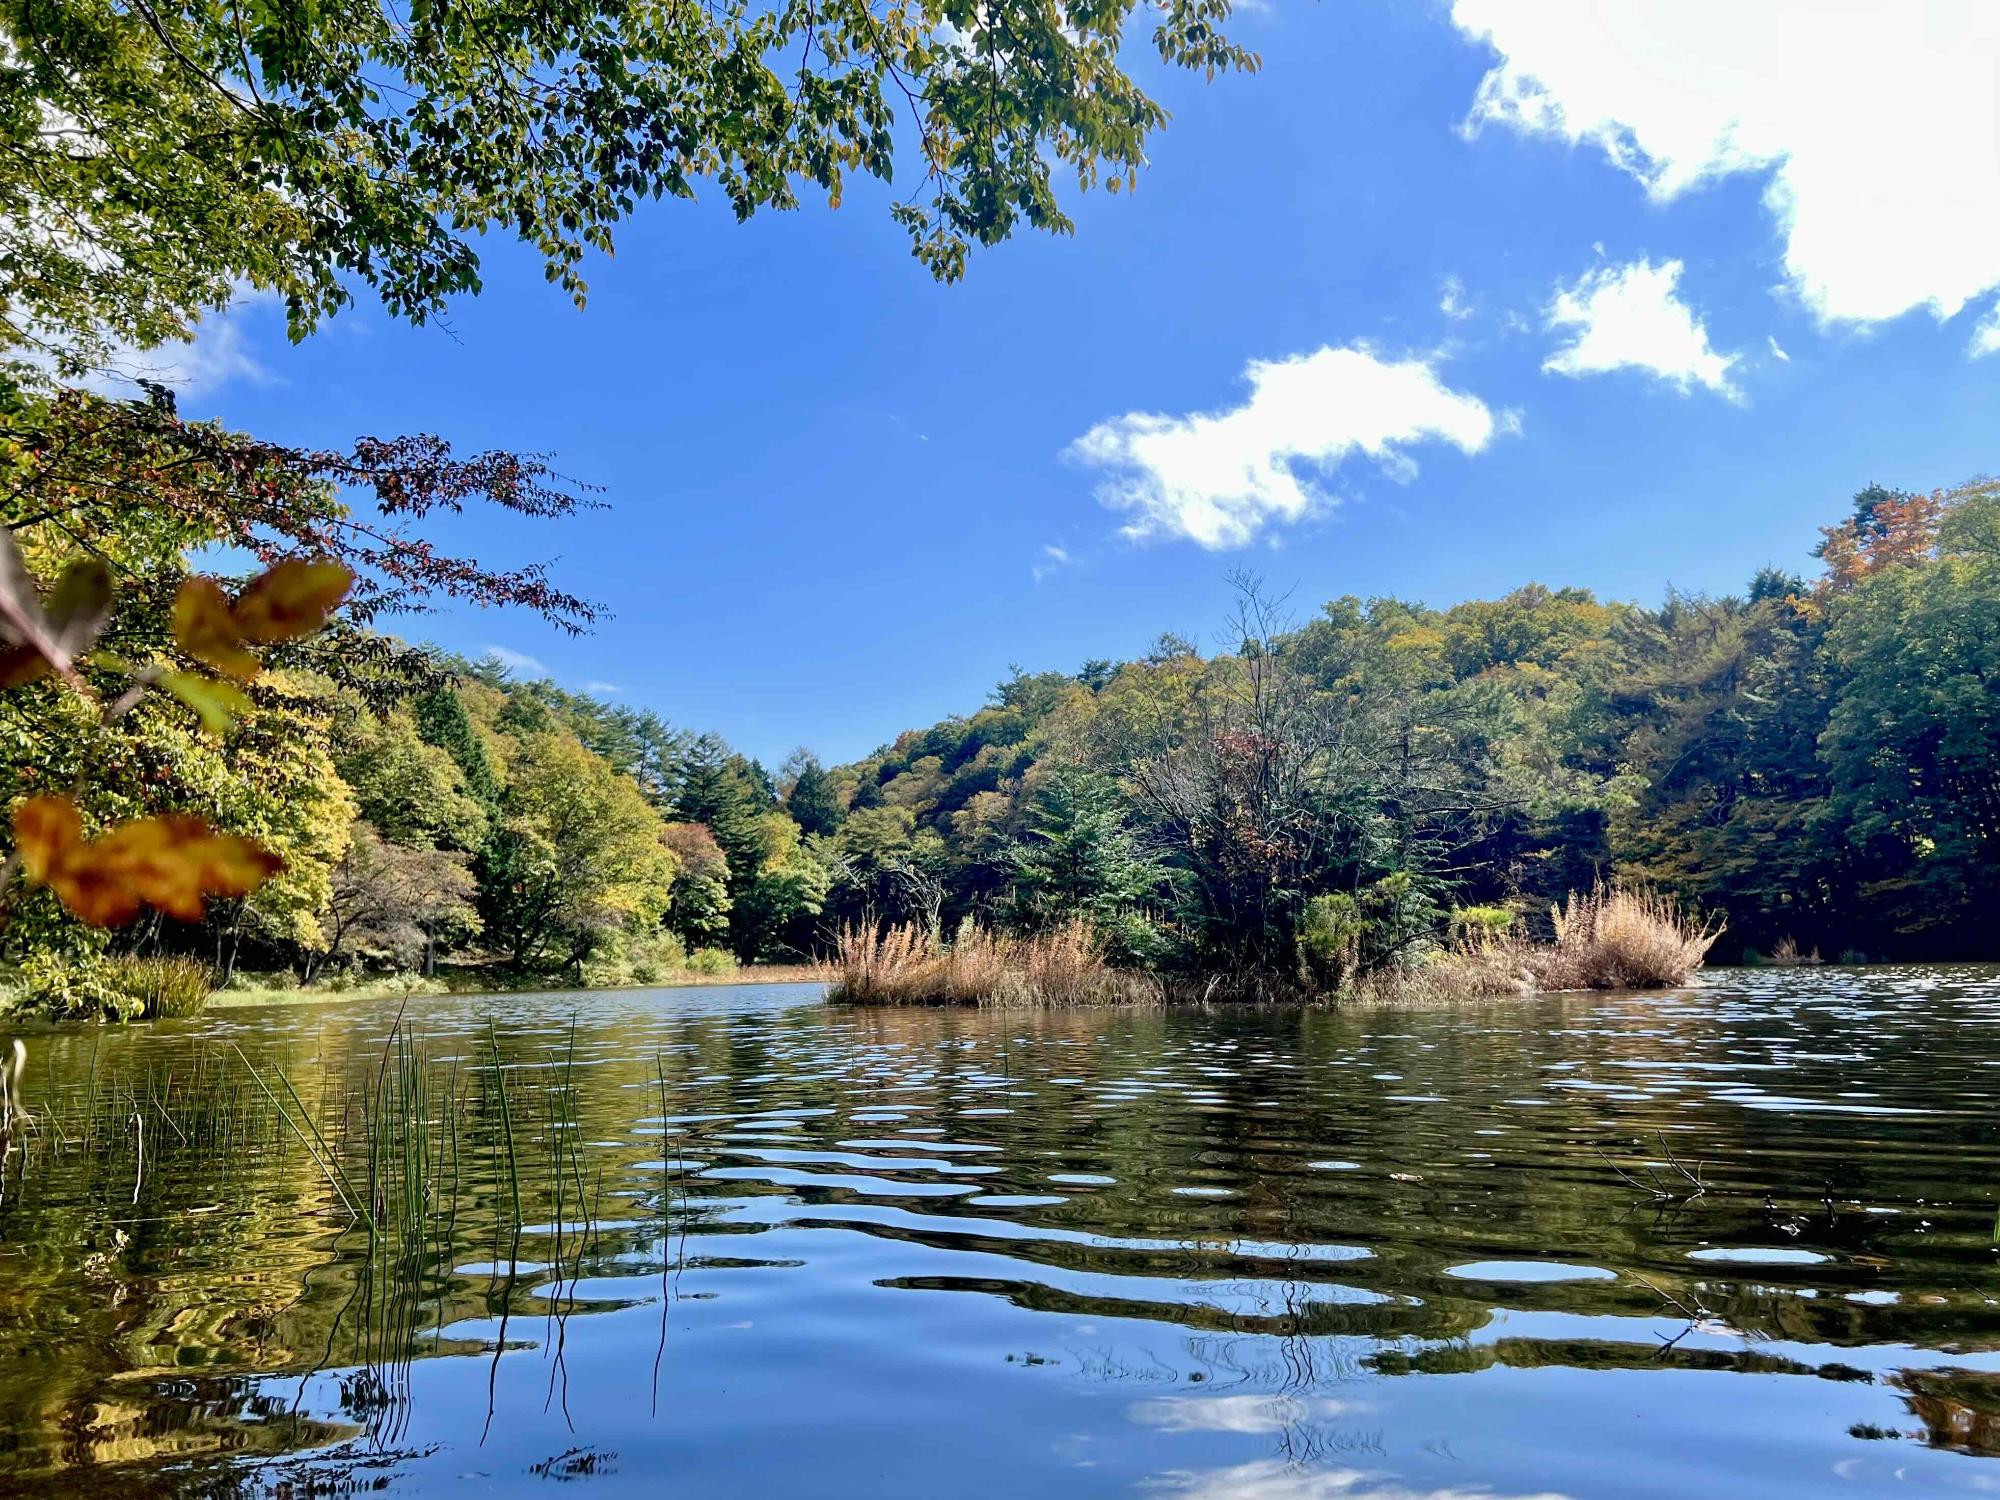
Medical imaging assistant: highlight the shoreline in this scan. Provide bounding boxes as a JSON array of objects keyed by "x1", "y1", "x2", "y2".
[{"x1": 203, "y1": 965, "x2": 826, "y2": 1010}]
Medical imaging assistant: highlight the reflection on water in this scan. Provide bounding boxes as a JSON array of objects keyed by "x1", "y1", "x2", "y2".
[{"x1": 2, "y1": 967, "x2": 2000, "y2": 1496}]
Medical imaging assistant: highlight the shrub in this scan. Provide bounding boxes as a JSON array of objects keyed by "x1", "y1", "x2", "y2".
[
  {"x1": 1451, "y1": 905, "x2": 1516, "y2": 943},
  {"x1": 11, "y1": 953, "x2": 214, "y2": 1019},
  {"x1": 223, "y1": 968, "x2": 299, "y2": 993},
  {"x1": 1296, "y1": 892, "x2": 1366, "y2": 988},
  {"x1": 1523, "y1": 885, "x2": 1720, "y2": 991},
  {"x1": 686, "y1": 947, "x2": 738, "y2": 976},
  {"x1": 13, "y1": 952, "x2": 130, "y2": 1019}
]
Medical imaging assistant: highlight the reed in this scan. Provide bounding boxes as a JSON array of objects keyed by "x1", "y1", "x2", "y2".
[
  {"x1": 822, "y1": 919, "x2": 1157, "y2": 1007},
  {"x1": 1343, "y1": 946, "x2": 1537, "y2": 1007},
  {"x1": 101, "y1": 955, "x2": 216, "y2": 1018}
]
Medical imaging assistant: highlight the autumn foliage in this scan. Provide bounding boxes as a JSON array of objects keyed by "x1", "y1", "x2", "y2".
[
  {"x1": 172, "y1": 560, "x2": 354, "y2": 681},
  {"x1": 12, "y1": 795, "x2": 281, "y2": 927},
  {"x1": 1, "y1": 534, "x2": 356, "y2": 928}
]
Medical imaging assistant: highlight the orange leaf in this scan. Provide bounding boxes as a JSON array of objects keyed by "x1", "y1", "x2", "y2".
[
  {"x1": 173, "y1": 577, "x2": 261, "y2": 681},
  {"x1": 85, "y1": 816, "x2": 283, "y2": 923},
  {"x1": 13, "y1": 795, "x2": 82, "y2": 884},
  {"x1": 9, "y1": 795, "x2": 281, "y2": 926},
  {"x1": 47, "y1": 859, "x2": 145, "y2": 927},
  {"x1": 231, "y1": 560, "x2": 354, "y2": 644},
  {"x1": 0, "y1": 644, "x2": 48, "y2": 688}
]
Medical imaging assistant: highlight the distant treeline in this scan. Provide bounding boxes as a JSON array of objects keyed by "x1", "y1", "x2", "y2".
[
  {"x1": 806, "y1": 479, "x2": 2000, "y2": 977},
  {"x1": 3, "y1": 477, "x2": 1995, "y2": 1005}
]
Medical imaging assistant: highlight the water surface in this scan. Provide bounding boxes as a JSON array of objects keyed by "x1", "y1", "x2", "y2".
[{"x1": 3, "y1": 967, "x2": 1999, "y2": 1497}]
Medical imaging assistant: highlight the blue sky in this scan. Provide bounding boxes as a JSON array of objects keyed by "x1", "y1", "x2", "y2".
[{"x1": 144, "y1": 1, "x2": 2000, "y2": 766}]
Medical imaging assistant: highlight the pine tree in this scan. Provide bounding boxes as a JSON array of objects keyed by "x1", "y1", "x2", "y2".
[
  {"x1": 413, "y1": 688, "x2": 500, "y2": 804},
  {"x1": 785, "y1": 752, "x2": 845, "y2": 838}
]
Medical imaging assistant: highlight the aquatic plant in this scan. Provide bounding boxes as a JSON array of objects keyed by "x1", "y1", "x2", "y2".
[
  {"x1": 103, "y1": 955, "x2": 216, "y2": 1018},
  {"x1": 1767, "y1": 936, "x2": 1825, "y2": 967}
]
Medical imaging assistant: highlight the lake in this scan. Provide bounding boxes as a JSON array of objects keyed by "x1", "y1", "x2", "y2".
[{"x1": 2, "y1": 967, "x2": 1998, "y2": 1497}]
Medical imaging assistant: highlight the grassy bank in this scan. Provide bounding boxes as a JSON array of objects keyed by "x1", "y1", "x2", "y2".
[
  {"x1": 206, "y1": 963, "x2": 825, "y2": 1009},
  {"x1": 2, "y1": 961, "x2": 825, "y2": 1019},
  {"x1": 826, "y1": 887, "x2": 1721, "y2": 1009}
]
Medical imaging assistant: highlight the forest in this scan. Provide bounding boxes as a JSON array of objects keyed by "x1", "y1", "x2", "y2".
[
  {"x1": 0, "y1": 0, "x2": 1992, "y2": 1015},
  {"x1": 2, "y1": 442, "x2": 1993, "y2": 1014}
]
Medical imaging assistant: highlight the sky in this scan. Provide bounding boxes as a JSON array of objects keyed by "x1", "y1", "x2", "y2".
[{"x1": 131, "y1": 0, "x2": 2000, "y2": 767}]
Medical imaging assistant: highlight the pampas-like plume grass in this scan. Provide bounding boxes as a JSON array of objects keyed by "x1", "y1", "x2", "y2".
[
  {"x1": 823, "y1": 920, "x2": 1157, "y2": 1008},
  {"x1": 1522, "y1": 884, "x2": 1721, "y2": 992}
]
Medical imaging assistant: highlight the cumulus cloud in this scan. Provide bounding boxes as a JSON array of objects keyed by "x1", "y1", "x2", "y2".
[
  {"x1": 482, "y1": 645, "x2": 549, "y2": 679},
  {"x1": 1543, "y1": 258, "x2": 1739, "y2": 395},
  {"x1": 1068, "y1": 345, "x2": 1499, "y2": 549},
  {"x1": 1451, "y1": 1, "x2": 2000, "y2": 331}
]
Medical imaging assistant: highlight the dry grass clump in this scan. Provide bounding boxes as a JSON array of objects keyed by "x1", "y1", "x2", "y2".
[
  {"x1": 823, "y1": 920, "x2": 1157, "y2": 1008},
  {"x1": 1767, "y1": 935, "x2": 1824, "y2": 967},
  {"x1": 1346, "y1": 946, "x2": 1536, "y2": 1008},
  {"x1": 1522, "y1": 884, "x2": 1720, "y2": 992}
]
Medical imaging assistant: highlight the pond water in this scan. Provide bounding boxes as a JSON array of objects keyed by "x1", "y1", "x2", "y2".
[{"x1": 3, "y1": 967, "x2": 2000, "y2": 1497}]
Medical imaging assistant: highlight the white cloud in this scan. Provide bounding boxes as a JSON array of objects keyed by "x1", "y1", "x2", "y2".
[
  {"x1": 581, "y1": 680, "x2": 624, "y2": 695},
  {"x1": 1068, "y1": 345, "x2": 1499, "y2": 549},
  {"x1": 1031, "y1": 543, "x2": 1079, "y2": 582},
  {"x1": 1129, "y1": 1396, "x2": 1366, "y2": 1435},
  {"x1": 1543, "y1": 258, "x2": 1739, "y2": 396},
  {"x1": 1439, "y1": 275, "x2": 1474, "y2": 321},
  {"x1": 77, "y1": 293, "x2": 275, "y2": 403},
  {"x1": 1143, "y1": 1460, "x2": 1573, "y2": 1500},
  {"x1": 482, "y1": 645, "x2": 549, "y2": 679},
  {"x1": 1451, "y1": 2, "x2": 2000, "y2": 332},
  {"x1": 1767, "y1": 335, "x2": 1790, "y2": 362}
]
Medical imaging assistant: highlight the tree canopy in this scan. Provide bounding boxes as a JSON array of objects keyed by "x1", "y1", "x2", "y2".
[{"x1": 3, "y1": 0, "x2": 1255, "y2": 375}]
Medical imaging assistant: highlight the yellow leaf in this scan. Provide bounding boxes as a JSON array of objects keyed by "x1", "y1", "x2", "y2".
[
  {"x1": 173, "y1": 577, "x2": 261, "y2": 680},
  {"x1": 158, "y1": 670, "x2": 253, "y2": 737},
  {"x1": 231, "y1": 560, "x2": 354, "y2": 644}
]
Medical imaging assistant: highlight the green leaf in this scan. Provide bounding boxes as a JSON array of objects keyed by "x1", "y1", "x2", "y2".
[{"x1": 158, "y1": 670, "x2": 253, "y2": 737}]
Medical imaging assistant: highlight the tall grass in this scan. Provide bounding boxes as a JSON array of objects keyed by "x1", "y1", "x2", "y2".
[
  {"x1": 823, "y1": 920, "x2": 1158, "y2": 1007},
  {"x1": 825, "y1": 888, "x2": 1715, "y2": 1008},
  {"x1": 103, "y1": 955, "x2": 216, "y2": 1018},
  {"x1": 1521, "y1": 884, "x2": 1721, "y2": 991},
  {"x1": 1343, "y1": 945, "x2": 1536, "y2": 1007}
]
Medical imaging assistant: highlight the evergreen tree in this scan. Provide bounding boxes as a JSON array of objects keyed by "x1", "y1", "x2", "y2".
[
  {"x1": 784, "y1": 751, "x2": 846, "y2": 838},
  {"x1": 1007, "y1": 768, "x2": 1163, "y2": 929},
  {"x1": 413, "y1": 688, "x2": 500, "y2": 804}
]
